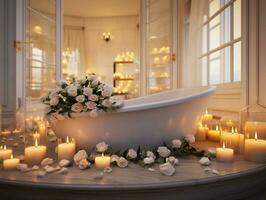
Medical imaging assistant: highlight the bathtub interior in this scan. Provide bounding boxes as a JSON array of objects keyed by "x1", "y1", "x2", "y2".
[{"x1": 123, "y1": 86, "x2": 214, "y2": 108}]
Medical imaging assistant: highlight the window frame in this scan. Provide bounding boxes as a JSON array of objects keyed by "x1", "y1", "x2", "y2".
[{"x1": 200, "y1": 0, "x2": 242, "y2": 86}]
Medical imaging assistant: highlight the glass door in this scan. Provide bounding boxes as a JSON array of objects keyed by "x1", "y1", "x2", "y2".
[
  {"x1": 24, "y1": 0, "x2": 59, "y2": 117},
  {"x1": 146, "y1": 0, "x2": 174, "y2": 94}
]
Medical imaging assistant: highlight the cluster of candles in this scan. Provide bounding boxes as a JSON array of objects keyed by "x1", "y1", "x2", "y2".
[
  {"x1": 196, "y1": 110, "x2": 266, "y2": 163},
  {"x1": 0, "y1": 132, "x2": 111, "y2": 170}
]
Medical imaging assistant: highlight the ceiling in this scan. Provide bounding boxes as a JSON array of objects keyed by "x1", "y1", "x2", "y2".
[{"x1": 63, "y1": 0, "x2": 140, "y2": 17}]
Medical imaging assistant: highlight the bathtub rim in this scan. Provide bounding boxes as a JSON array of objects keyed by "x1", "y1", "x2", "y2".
[{"x1": 52, "y1": 86, "x2": 215, "y2": 119}]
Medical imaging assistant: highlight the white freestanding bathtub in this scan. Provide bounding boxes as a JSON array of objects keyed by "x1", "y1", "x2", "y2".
[{"x1": 48, "y1": 86, "x2": 215, "y2": 150}]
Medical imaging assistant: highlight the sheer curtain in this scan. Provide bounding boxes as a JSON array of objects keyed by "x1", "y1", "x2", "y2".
[
  {"x1": 184, "y1": 0, "x2": 208, "y2": 88},
  {"x1": 63, "y1": 28, "x2": 87, "y2": 78}
]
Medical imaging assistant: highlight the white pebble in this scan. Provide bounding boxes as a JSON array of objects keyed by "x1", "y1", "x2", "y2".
[
  {"x1": 204, "y1": 167, "x2": 212, "y2": 172},
  {"x1": 32, "y1": 165, "x2": 39, "y2": 170},
  {"x1": 147, "y1": 168, "x2": 156, "y2": 172},
  {"x1": 59, "y1": 159, "x2": 71, "y2": 167},
  {"x1": 103, "y1": 166, "x2": 112, "y2": 173},
  {"x1": 41, "y1": 157, "x2": 54, "y2": 166},
  {"x1": 17, "y1": 164, "x2": 30, "y2": 172},
  {"x1": 78, "y1": 159, "x2": 90, "y2": 170},
  {"x1": 74, "y1": 150, "x2": 88, "y2": 165},
  {"x1": 57, "y1": 167, "x2": 68, "y2": 174},
  {"x1": 212, "y1": 169, "x2": 220, "y2": 175},
  {"x1": 159, "y1": 162, "x2": 175, "y2": 176},
  {"x1": 199, "y1": 157, "x2": 211, "y2": 166},
  {"x1": 44, "y1": 165, "x2": 60, "y2": 173}
]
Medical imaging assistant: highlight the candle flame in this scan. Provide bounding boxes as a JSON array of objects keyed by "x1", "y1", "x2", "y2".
[
  {"x1": 0, "y1": 146, "x2": 2, "y2": 150},
  {"x1": 101, "y1": 152, "x2": 104, "y2": 157},
  {"x1": 4, "y1": 145, "x2": 6, "y2": 150},
  {"x1": 66, "y1": 136, "x2": 69, "y2": 144},
  {"x1": 255, "y1": 132, "x2": 258, "y2": 141},
  {"x1": 231, "y1": 127, "x2": 234, "y2": 133},
  {"x1": 222, "y1": 142, "x2": 225, "y2": 149},
  {"x1": 11, "y1": 154, "x2": 13, "y2": 159},
  {"x1": 205, "y1": 110, "x2": 208, "y2": 114},
  {"x1": 216, "y1": 125, "x2": 219, "y2": 131},
  {"x1": 235, "y1": 128, "x2": 238, "y2": 133},
  {"x1": 35, "y1": 139, "x2": 38, "y2": 147}
]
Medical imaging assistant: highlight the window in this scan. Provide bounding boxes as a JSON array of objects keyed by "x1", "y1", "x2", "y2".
[{"x1": 200, "y1": 0, "x2": 241, "y2": 86}]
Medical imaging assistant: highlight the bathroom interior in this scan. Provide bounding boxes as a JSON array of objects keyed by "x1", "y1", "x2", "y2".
[{"x1": 0, "y1": 0, "x2": 266, "y2": 199}]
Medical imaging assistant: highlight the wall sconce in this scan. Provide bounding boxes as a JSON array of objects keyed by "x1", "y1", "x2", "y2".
[{"x1": 103, "y1": 32, "x2": 111, "y2": 42}]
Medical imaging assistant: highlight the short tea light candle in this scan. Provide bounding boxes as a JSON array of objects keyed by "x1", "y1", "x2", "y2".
[
  {"x1": 0, "y1": 145, "x2": 12, "y2": 161},
  {"x1": 216, "y1": 142, "x2": 234, "y2": 162},
  {"x1": 208, "y1": 125, "x2": 220, "y2": 142},
  {"x1": 3, "y1": 154, "x2": 20, "y2": 170},
  {"x1": 201, "y1": 110, "x2": 213, "y2": 125},
  {"x1": 95, "y1": 153, "x2": 111, "y2": 169},
  {"x1": 12, "y1": 128, "x2": 21, "y2": 134},
  {"x1": 1, "y1": 129, "x2": 11, "y2": 136},
  {"x1": 58, "y1": 136, "x2": 76, "y2": 160},
  {"x1": 220, "y1": 127, "x2": 240, "y2": 152},
  {"x1": 25, "y1": 139, "x2": 47, "y2": 165},
  {"x1": 245, "y1": 132, "x2": 266, "y2": 163},
  {"x1": 196, "y1": 123, "x2": 208, "y2": 141}
]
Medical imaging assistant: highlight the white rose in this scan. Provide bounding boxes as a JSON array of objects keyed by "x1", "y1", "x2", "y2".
[
  {"x1": 86, "y1": 101, "x2": 97, "y2": 110},
  {"x1": 146, "y1": 151, "x2": 156, "y2": 159},
  {"x1": 102, "y1": 86, "x2": 113, "y2": 97},
  {"x1": 113, "y1": 100, "x2": 124, "y2": 108},
  {"x1": 92, "y1": 80, "x2": 99, "y2": 86},
  {"x1": 89, "y1": 109, "x2": 98, "y2": 118},
  {"x1": 78, "y1": 78, "x2": 87, "y2": 85},
  {"x1": 127, "y1": 149, "x2": 137, "y2": 159},
  {"x1": 185, "y1": 134, "x2": 195, "y2": 144},
  {"x1": 67, "y1": 85, "x2": 78, "y2": 97},
  {"x1": 83, "y1": 87, "x2": 93, "y2": 97},
  {"x1": 144, "y1": 157, "x2": 155, "y2": 165},
  {"x1": 49, "y1": 97, "x2": 59, "y2": 106},
  {"x1": 96, "y1": 142, "x2": 108, "y2": 152},
  {"x1": 166, "y1": 156, "x2": 179, "y2": 166},
  {"x1": 88, "y1": 75, "x2": 97, "y2": 81},
  {"x1": 111, "y1": 154, "x2": 120, "y2": 163},
  {"x1": 157, "y1": 146, "x2": 171, "y2": 158},
  {"x1": 89, "y1": 95, "x2": 98, "y2": 102},
  {"x1": 117, "y1": 157, "x2": 128, "y2": 168},
  {"x1": 172, "y1": 139, "x2": 182, "y2": 149},
  {"x1": 75, "y1": 95, "x2": 85, "y2": 103},
  {"x1": 102, "y1": 99, "x2": 112, "y2": 108},
  {"x1": 58, "y1": 79, "x2": 68, "y2": 86},
  {"x1": 49, "y1": 89, "x2": 59, "y2": 99},
  {"x1": 71, "y1": 103, "x2": 83, "y2": 113}
]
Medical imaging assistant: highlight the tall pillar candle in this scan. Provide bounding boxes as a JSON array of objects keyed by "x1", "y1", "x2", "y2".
[
  {"x1": 208, "y1": 125, "x2": 220, "y2": 142},
  {"x1": 196, "y1": 124, "x2": 209, "y2": 141},
  {"x1": 0, "y1": 146, "x2": 12, "y2": 161}
]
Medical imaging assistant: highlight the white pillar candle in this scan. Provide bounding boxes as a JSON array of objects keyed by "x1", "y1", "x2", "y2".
[
  {"x1": 58, "y1": 136, "x2": 76, "y2": 160},
  {"x1": 201, "y1": 110, "x2": 213, "y2": 125},
  {"x1": 208, "y1": 125, "x2": 220, "y2": 142},
  {"x1": 3, "y1": 154, "x2": 20, "y2": 170},
  {"x1": 95, "y1": 153, "x2": 111, "y2": 169},
  {"x1": 220, "y1": 127, "x2": 240, "y2": 152},
  {"x1": 216, "y1": 142, "x2": 234, "y2": 162},
  {"x1": 25, "y1": 139, "x2": 47, "y2": 165},
  {"x1": 244, "y1": 132, "x2": 266, "y2": 163},
  {"x1": 196, "y1": 123, "x2": 208, "y2": 141},
  {"x1": 0, "y1": 145, "x2": 12, "y2": 161}
]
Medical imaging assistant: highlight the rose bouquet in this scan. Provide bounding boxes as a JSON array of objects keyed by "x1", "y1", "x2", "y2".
[{"x1": 41, "y1": 75, "x2": 123, "y2": 117}]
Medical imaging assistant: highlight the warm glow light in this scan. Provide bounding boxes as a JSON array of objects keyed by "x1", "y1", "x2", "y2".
[
  {"x1": 35, "y1": 139, "x2": 38, "y2": 147},
  {"x1": 4, "y1": 145, "x2": 6, "y2": 150},
  {"x1": 33, "y1": 25, "x2": 42, "y2": 34},
  {"x1": 231, "y1": 127, "x2": 234, "y2": 133},
  {"x1": 10, "y1": 154, "x2": 13, "y2": 159},
  {"x1": 216, "y1": 125, "x2": 219, "y2": 131},
  {"x1": 66, "y1": 136, "x2": 69, "y2": 144},
  {"x1": 222, "y1": 142, "x2": 225, "y2": 149},
  {"x1": 102, "y1": 152, "x2": 104, "y2": 157},
  {"x1": 205, "y1": 110, "x2": 208, "y2": 114},
  {"x1": 255, "y1": 132, "x2": 258, "y2": 140}
]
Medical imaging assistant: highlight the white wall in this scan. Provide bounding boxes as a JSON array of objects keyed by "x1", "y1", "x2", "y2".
[{"x1": 64, "y1": 15, "x2": 140, "y2": 85}]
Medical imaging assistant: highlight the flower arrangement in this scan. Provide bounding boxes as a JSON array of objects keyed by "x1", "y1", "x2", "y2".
[{"x1": 41, "y1": 75, "x2": 123, "y2": 117}]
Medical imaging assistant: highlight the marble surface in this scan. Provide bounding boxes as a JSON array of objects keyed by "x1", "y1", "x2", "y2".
[{"x1": 0, "y1": 141, "x2": 265, "y2": 190}]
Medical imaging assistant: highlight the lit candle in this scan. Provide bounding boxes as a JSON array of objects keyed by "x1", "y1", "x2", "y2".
[
  {"x1": 201, "y1": 110, "x2": 213, "y2": 125},
  {"x1": 95, "y1": 153, "x2": 111, "y2": 169},
  {"x1": 3, "y1": 154, "x2": 20, "y2": 170},
  {"x1": 58, "y1": 136, "x2": 76, "y2": 160},
  {"x1": 12, "y1": 128, "x2": 21, "y2": 134},
  {"x1": 1, "y1": 129, "x2": 11, "y2": 136},
  {"x1": 208, "y1": 125, "x2": 220, "y2": 142},
  {"x1": 244, "y1": 132, "x2": 266, "y2": 163},
  {"x1": 0, "y1": 145, "x2": 12, "y2": 161},
  {"x1": 216, "y1": 142, "x2": 234, "y2": 162},
  {"x1": 25, "y1": 139, "x2": 47, "y2": 165},
  {"x1": 220, "y1": 127, "x2": 240, "y2": 152},
  {"x1": 38, "y1": 123, "x2": 46, "y2": 136},
  {"x1": 32, "y1": 131, "x2": 40, "y2": 142},
  {"x1": 196, "y1": 123, "x2": 208, "y2": 141},
  {"x1": 245, "y1": 121, "x2": 266, "y2": 137}
]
